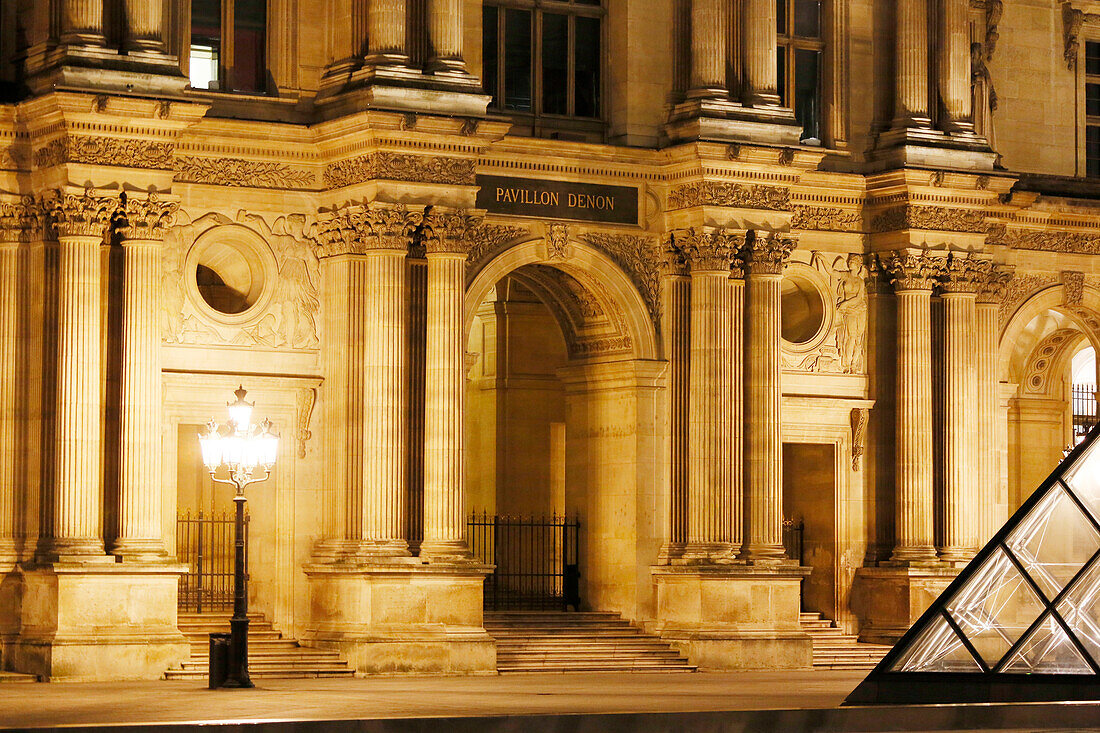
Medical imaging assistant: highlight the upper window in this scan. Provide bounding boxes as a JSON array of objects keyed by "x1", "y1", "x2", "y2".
[
  {"x1": 777, "y1": 0, "x2": 823, "y2": 145},
  {"x1": 189, "y1": 0, "x2": 267, "y2": 94},
  {"x1": 1085, "y1": 41, "x2": 1100, "y2": 177},
  {"x1": 483, "y1": 0, "x2": 604, "y2": 131}
]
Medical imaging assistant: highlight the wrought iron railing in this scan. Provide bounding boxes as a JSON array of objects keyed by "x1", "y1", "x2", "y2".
[
  {"x1": 468, "y1": 512, "x2": 580, "y2": 611},
  {"x1": 1073, "y1": 383, "x2": 1098, "y2": 444},
  {"x1": 176, "y1": 510, "x2": 249, "y2": 613},
  {"x1": 783, "y1": 518, "x2": 804, "y2": 566}
]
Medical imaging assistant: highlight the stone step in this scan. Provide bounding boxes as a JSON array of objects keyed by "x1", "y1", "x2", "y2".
[
  {"x1": 799, "y1": 613, "x2": 889, "y2": 671},
  {"x1": 0, "y1": 672, "x2": 37, "y2": 683},
  {"x1": 499, "y1": 664, "x2": 696, "y2": 673},
  {"x1": 165, "y1": 669, "x2": 355, "y2": 679}
]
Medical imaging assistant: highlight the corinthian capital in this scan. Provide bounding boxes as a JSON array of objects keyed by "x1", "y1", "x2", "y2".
[
  {"x1": 314, "y1": 205, "x2": 367, "y2": 257},
  {"x1": 47, "y1": 187, "x2": 118, "y2": 239},
  {"x1": 423, "y1": 208, "x2": 484, "y2": 255},
  {"x1": 0, "y1": 196, "x2": 44, "y2": 243},
  {"x1": 313, "y1": 203, "x2": 423, "y2": 257},
  {"x1": 115, "y1": 192, "x2": 178, "y2": 241},
  {"x1": 879, "y1": 250, "x2": 947, "y2": 292},
  {"x1": 742, "y1": 230, "x2": 795, "y2": 275},
  {"x1": 363, "y1": 204, "x2": 422, "y2": 251},
  {"x1": 939, "y1": 254, "x2": 992, "y2": 294},
  {"x1": 977, "y1": 264, "x2": 1014, "y2": 304},
  {"x1": 673, "y1": 227, "x2": 744, "y2": 273}
]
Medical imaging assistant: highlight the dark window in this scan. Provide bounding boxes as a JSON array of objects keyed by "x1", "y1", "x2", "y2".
[
  {"x1": 484, "y1": 1, "x2": 603, "y2": 122},
  {"x1": 1087, "y1": 42, "x2": 1100, "y2": 177},
  {"x1": 1088, "y1": 126, "x2": 1100, "y2": 178},
  {"x1": 1087, "y1": 41, "x2": 1100, "y2": 76},
  {"x1": 188, "y1": 0, "x2": 268, "y2": 94},
  {"x1": 777, "y1": 0, "x2": 824, "y2": 144}
]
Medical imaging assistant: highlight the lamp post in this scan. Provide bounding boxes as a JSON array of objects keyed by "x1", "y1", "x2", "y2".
[{"x1": 198, "y1": 386, "x2": 278, "y2": 689}]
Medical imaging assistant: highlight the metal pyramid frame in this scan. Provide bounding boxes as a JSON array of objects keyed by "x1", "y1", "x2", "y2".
[{"x1": 845, "y1": 422, "x2": 1100, "y2": 705}]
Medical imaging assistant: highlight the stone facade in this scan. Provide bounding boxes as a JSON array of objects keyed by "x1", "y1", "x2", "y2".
[{"x1": 0, "y1": 0, "x2": 1097, "y2": 680}]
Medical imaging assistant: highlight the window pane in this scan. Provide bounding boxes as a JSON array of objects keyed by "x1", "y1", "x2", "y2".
[
  {"x1": 574, "y1": 15, "x2": 600, "y2": 118},
  {"x1": 190, "y1": 0, "x2": 221, "y2": 90},
  {"x1": 1089, "y1": 126, "x2": 1100, "y2": 178},
  {"x1": 1088, "y1": 41, "x2": 1100, "y2": 76},
  {"x1": 233, "y1": 0, "x2": 266, "y2": 93},
  {"x1": 1089, "y1": 83, "x2": 1100, "y2": 117},
  {"x1": 776, "y1": 46, "x2": 787, "y2": 105},
  {"x1": 1001, "y1": 612, "x2": 1093, "y2": 674},
  {"x1": 1005, "y1": 483, "x2": 1100, "y2": 599},
  {"x1": 891, "y1": 612, "x2": 982, "y2": 673},
  {"x1": 777, "y1": 0, "x2": 787, "y2": 35},
  {"x1": 483, "y1": 6, "x2": 499, "y2": 106},
  {"x1": 504, "y1": 9, "x2": 532, "y2": 111},
  {"x1": 1056, "y1": 557, "x2": 1100, "y2": 663},
  {"x1": 793, "y1": 0, "x2": 821, "y2": 38},
  {"x1": 794, "y1": 48, "x2": 820, "y2": 143},
  {"x1": 542, "y1": 13, "x2": 568, "y2": 115}
]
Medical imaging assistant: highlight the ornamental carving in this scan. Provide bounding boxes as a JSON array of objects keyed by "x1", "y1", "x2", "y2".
[
  {"x1": 667, "y1": 181, "x2": 791, "y2": 211},
  {"x1": 34, "y1": 137, "x2": 175, "y2": 169},
  {"x1": 870, "y1": 205, "x2": 986, "y2": 233},
  {"x1": 0, "y1": 196, "x2": 43, "y2": 242},
  {"x1": 939, "y1": 255, "x2": 993, "y2": 294},
  {"x1": 163, "y1": 210, "x2": 320, "y2": 350},
  {"x1": 672, "y1": 227, "x2": 741, "y2": 272},
  {"x1": 1063, "y1": 270, "x2": 1086, "y2": 306},
  {"x1": 115, "y1": 192, "x2": 178, "y2": 241},
  {"x1": 992, "y1": 228, "x2": 1100, "y2": 254},
  {"x1": 879, "y1": 250, "x2": 947, "y2": 291},
  {"x1": 977, "y1": 264, "x2": 1013, "y2": 304},
  {"x1": 323, "y1": 152, "x2": 477, "y2": 189},
  {"x1": 466, "y1": 223, "x2": 530, "y2": 272},
  {"x1": 296, "y1": 387, "x2": 317, "y2": 459},
  {"x1": 791, "y1": 205, "x2": 862, "y2": 232},
  {"x1": 783, "y1": 252, "x2": 867, "y2": 375},
  {"x1": 851, "y1": 407, "x2": 869, "y2": 471},
  {"x1": 1064, "y1": 2, "x2": 1084, "y2": 70},
  {"x1": 314, "y1": 204, "x2": 421, "y2": 256},
  {"x1": 579, "y1": 232, "x2": 662, "y2": 325},
  {"x1": 423, "y1": 209, "x2": 483, "y2": 255},
  {"x1": 742, "y1": 230, "x2": 795, "y2": 275},
  {"x1": 46, "y1": 188, "x2": 119, "y2": 238},
  {"x1": 998, "y1": 273, "x2": 1057, "y2": 324},
  {"x1": 547, "y1": 223, "x2": 570, "y2": 261},
  {"x1": 176, "y1": 156, "x2": 315, "y2": 188}
]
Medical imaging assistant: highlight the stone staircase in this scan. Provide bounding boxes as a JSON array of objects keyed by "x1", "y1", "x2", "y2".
[
  {"x1": 800, "y1": 612, "x2": 891, "y2": 670},
  {"x1": 165, "y1": 612, "x2": 355, "y2": 680},
  {"x1": 485, "y1": 611, "x2": 696, "y2": 673}
]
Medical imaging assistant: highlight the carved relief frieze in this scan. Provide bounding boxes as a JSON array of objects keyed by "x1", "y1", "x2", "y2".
[
  {"x1": 162, "y1": 210, "x2": 321, "y2": 351},
  {"x1": 579, "y1": 231, "x2": 662, "y2": 324},
  {"x1": 991, "y1": 227, "x2": 1100, "y2": 254},
  {"x1": 1063, "y1": 270, "x2": 1086, "y2": 306},
  {"x1": 791, "y1": 205, "x2": 862, "y2": 232},
  {"x1": 1023, "y1": 329, "x2": 1077, "y2": 394},
  {"x1": 34, "y1": 136, "x2": 175, "y2": 170},
  {"x1": 870, "y1": 205, "x2": 986, "y2": 233},
  {"x1": 782, "y1": 252, "x2": 867, "y2": 375},
  {"x1": 175, "y1": 156, "x2": 315, "y2": 188},
  {"x1": 667, "y1": 181, "x2": 791, "y2": 211},
  {"x1": 465, "y1": 223, "x2": 531, "y2": 273},
  {"x1": 998, "y1": 273, "x2": 1058, "y2": 324},
  {"x1": 323, "y1": 152, "x2": 477, "y2": 189}
]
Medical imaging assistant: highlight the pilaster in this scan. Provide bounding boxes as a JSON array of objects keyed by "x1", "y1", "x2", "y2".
[
  {"x1": 975, "y1": 265, "x2": 1012, "y2": 544},
  {"x1": 659, "y1": 242, "x2": 691, "y2": 560}
]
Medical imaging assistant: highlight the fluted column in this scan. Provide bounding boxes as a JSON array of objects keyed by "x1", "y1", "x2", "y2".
[
  {"x1": 427, "y1": 0, "x2": 466, "y2": 74},
  {"x1": 976, "y1": 267, "x2": 1010, "y2": 543},
  {"x1": 61, "y1": 0, "x2": 106, "y2": 46},
  {"x1": 882, "y1": 251, "x2": 944, "y2": 563},
  {"x1": 112, "y1": 195, "x2": 177, "y2": 560},
  {"x1": 679, "y1": 229, "x2": 738, "y2": 561},
  {"x1": 46, "y1": 190, "x2": 116, "y2": 559},
  {"x1": 420, "y1": 211, "x2": 479, "y2": 561},
  {"x1": 359, "y1": 207, "x2": 416, "y2": 557},
  {"x1": 688, "y1": 0, "x2": 728, "y2": 99},
  {"x1": 936, "y1": 0, "x2": 972, "y2": 132},
  {"x1": 367, "y1": 0, "x2": 409, "y2": 67},
  {"x1": 660, "y1": 243, "x2": 691, "y2": 557},
  {"x1": 122, "y1": 0, "x2": 164, "y2": 52},
  {"x1": 894, "y1": 0, "x2": 932, "y2": 127},
  {"x1": 741, "y1": 232, "x2": 793, "y2": 561},
  {"x1": 938, "y1": 257, "x2": 988, "y2": 563},
  {"x1": 742, "y1": 0, "x2": 781, "y2": 106},
  {"x1": 728, "y1": 261, "x2": 745, "y2": 552}
]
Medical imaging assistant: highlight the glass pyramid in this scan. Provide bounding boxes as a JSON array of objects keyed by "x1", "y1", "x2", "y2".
[{"x1": 845, "y1": 424, "x2": 1100, "y2": 704}]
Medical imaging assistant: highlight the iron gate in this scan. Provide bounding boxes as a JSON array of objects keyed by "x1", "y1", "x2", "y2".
[
  {"x1": 468, "y1": 513, "x2": 580, "y2": 611},
  {"x1": 176, "y1": 510, "x2": 249, "y2": 612},
  {"x1": 782, "y1": 518, "x2": 804, "y2": 566}
]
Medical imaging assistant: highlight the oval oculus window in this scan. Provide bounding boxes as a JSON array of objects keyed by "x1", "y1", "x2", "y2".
[
  {"x1": 194, "y1": 240, "x2": 266, "y2": 315},
  {"x1": 781, "y1": 275, "x2": 827, "y2": 345}
]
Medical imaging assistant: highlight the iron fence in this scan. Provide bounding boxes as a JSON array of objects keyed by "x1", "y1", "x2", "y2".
[
  {"x1": 177, "y1": 510, "x2": 249, "y2": 613},
  {"x1": 1073, "y1": 383, "x2": 1098, "y2": 443},
  {"x1": 783, "y1": 518, "x2": 804, "y2": 566},
  {"x1": 468, "y1": 512, "x2": 580, "y2": 611}
]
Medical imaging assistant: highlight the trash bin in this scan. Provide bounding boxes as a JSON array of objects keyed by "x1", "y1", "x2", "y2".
[{"x1": 208, "y1": 632, "x2": 231, "y2": 689}]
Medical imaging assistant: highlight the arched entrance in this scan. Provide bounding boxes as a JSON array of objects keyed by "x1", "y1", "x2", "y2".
[
  {"x1": 1001, "y1": 284, "x2": 1100, "y2": 515},
  {"x1": 464, "y1": 235, "x2": 663, "y2": 622}
]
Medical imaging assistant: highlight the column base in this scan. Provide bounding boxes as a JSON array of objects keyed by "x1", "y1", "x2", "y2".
[
  {"x1": 665, "y1": 98, "x2": 803, "y2": 146},
  {"x1": 111, "y1": 539, "x2": 169, "y2": 563},
  {"x1": 303, "y1": 560, "x2": 495, "y2": 674},
  {"x1": 850, "y1": 565, "x2": 958, "y2": 645},
  {"x1": 419, "y1": 540, "x2": 473, "y2": 563},
  {"x1": 868, "y1": 125, "x2": 997, "y2": 172},
  {"x1": 11, "y1": 561, "x2": 188, "y2": 681},
  {"x1": 937, "y1": 547, "x2": 977, "y2": 567},
  {"x1": 652, "y1": 564, "x2": 812, "y2": 670},
  {"x1": 28, "y1": 47, "x2": 189, "y2": 97}
]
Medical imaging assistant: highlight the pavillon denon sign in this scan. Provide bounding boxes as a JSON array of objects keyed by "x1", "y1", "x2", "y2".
[{"x1": 476, "y1": 174, "x2": 640, "y2": 226}]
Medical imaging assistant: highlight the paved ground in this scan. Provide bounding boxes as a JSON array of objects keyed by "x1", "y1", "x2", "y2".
[{"x1": 0, "y1": 671, "x2": 1097, "y2": 732}]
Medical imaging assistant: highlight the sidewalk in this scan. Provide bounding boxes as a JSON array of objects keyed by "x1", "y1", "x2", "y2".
[{"x1": 0, "y1": 671, "x2": 1097, "y2": 732}]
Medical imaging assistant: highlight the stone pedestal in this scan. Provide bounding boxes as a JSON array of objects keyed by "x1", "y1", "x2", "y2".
[
  {"x1": 302, "y1": 563, "x2": 495, "y2": 674},
  {"x1": 652, "y1": 565, "x2": 812, "y2": 670},
  {"x1": 11, "y1": 562, "x2": 187, "y2": 681},
  {"x1": 850, "y1": 566, "x2": 957, "y2": 644}
]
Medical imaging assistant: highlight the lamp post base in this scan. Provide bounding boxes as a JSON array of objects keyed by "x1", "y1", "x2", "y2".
[{"x1": 223, "y1": 616, "x2": 253, "y2": 688}]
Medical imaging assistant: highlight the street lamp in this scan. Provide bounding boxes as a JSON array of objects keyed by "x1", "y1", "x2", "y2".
[{"x1": 198, "y1": 386, "x2": 278, "y2": 689}]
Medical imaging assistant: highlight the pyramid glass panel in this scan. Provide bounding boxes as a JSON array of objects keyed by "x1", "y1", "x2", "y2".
[
  {"x1": 1062, "y1": 437, "x2": 1100, "y2": 526},
  {"x1": 1056, "y1": 557, "x2": 1100, "y2": 663},
  {"x1": 1001, "y1": 612, "x2": 1093, "y2": 674},
  {"x1": 1005, "y1": 483, "x2": 1100, "y2": 598},
  {"x1": 890, "y1": 612, "x2": 982, "y2": 673},
  {"x1": 945, "y1": 546, "x2": 1046, "y2": 667}
]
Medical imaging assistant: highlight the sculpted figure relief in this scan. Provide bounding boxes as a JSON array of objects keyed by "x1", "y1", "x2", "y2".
[{"x1": 797, "y1": 251, "x2": 868, "y2": 375}]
